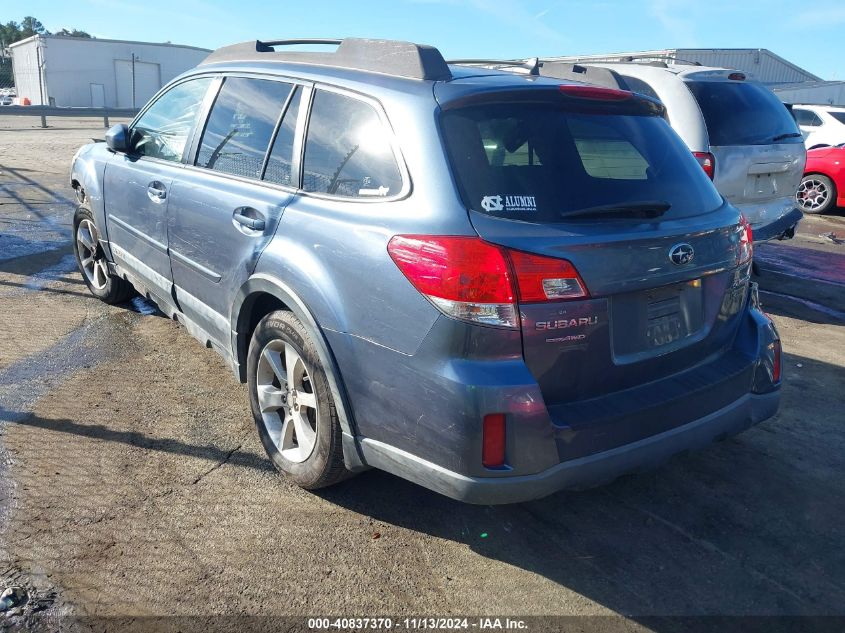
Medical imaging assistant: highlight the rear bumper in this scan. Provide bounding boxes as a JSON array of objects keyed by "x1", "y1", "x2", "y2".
[
  {"x1": 360, "y1": 390, "x2": 779, "y2": 505},
  {"x1": 748, "y1": 206, "x2": 803, "y2": 242}
]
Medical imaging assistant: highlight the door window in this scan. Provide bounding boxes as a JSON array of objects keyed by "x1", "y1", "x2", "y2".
[
  {"x1": 130, "y1": 77, "x2": 212, "y2": 162},
  {"x1": 196, "y1": 77, "x2": 294, "y2": 179},
  {"x1": 302, "y1": 90, "x2": 403, "y2": 198}
]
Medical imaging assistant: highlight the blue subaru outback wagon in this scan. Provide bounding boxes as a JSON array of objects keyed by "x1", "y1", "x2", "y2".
[{"x1": 70, "y1": 38, "x2": 782, "y2": 503}]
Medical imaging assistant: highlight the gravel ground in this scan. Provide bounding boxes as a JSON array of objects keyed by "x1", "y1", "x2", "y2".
[{"x1": 1, "y1": 117, "x2": 844, "y2": 632}]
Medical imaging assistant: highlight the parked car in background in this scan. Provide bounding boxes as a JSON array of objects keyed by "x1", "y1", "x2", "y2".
[
  {"x1": 526, "y1": 60, "x2": 806, "y2": 242},
  {"x1": 70, "y1": 38, "x2": 782, "y2": 504},
  {"x1": 0, "y1": 95, "x2": 13, "y2": 106},
  {"x1": 797, "y1": 144, "x2": 845, "y2": 214},
  {"x1": 791, "y1": 104, "x2": 845, "y2": 150}
]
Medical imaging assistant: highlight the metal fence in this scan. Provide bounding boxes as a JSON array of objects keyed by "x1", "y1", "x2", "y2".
[{"x1": 0, "y1": 105, "x2": 138, "y2": 128}]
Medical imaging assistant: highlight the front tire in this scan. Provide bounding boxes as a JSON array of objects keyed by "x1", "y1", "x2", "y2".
[
  {"x1": 73, "y1": 207, "x2": 134, "y2": 303},
  {"x1": 247, "y1": 310, "x2": 349, "y2": 489}
]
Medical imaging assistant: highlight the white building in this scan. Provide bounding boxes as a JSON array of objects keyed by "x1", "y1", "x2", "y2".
[
  {"x1": 10, "y1": 35, "x2": 210, "y2": 108},
  {"x1": 771, "y1": 81, "x2": 845, "y2": 107},
  {"x1": 546, "y1": 48, "x2": 821, "y2": 87}
]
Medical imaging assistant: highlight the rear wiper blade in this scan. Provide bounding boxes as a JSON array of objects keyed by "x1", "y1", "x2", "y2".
[
  {"x1": 559, "y1": 201, "x2": 671, "y2": 219},
  {"x1": 771, "y1": 132, "x2": 803, "y2": 142}
]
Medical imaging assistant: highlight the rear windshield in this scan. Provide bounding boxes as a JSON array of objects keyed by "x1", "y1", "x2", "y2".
[
  {"x1": 685, "y1": 80, "x2": 802, "y2": 146},
  {"x1": 440, "y1": 102, "x2": 722, "y2": 222}
]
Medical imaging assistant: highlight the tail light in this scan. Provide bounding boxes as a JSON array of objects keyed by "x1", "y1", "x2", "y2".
[
  {"x1": 508, "y1": 249, "x2": 588, "y2": 302},
  {"x1": 387, "y1": 236, "x2": 589, "y2": 328},
  {"x1": 693, "y1": 151, "x2": 715, "y2": 180},
  {"x1": 482, "y1": 414, "x2": 507, "y2": 468},
  {"x1": 771, "y1": 339, "x2": 782, "y2": 383},
  {"x1": 738, "y1": 214, "x2": 753, "y2": 264}
]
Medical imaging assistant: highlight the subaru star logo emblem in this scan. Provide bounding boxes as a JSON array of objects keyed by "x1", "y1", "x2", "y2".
[{"x1": 669, "y1": 243, "x2": 695, "y2": 265}]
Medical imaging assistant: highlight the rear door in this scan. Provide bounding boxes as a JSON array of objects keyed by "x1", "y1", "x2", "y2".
[
  {"x1": 103, "y1": 76, "x2": 212, "y2": 299},
  {"x1": 166, "y1": 75, "x2": 303, "y2": 345},
  {"x1": 438, "y1": 88, "x2": 752, "y2": 409},
  {"x1": 684, "y1": 77, "x2": 805, "y2": 236}
]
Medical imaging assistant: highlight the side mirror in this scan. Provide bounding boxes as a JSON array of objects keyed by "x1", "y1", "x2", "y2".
[{"x1": 105, "y1": 123, "x2": 130, "y2": 152}]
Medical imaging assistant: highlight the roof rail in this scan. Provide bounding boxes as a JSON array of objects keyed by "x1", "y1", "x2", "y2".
[
  {"x1": 199, "y1": 38, "x2": 453, "y2": 81},
  {"x1": 447, "y1": 58, "x2": 542, "y2": 76},
  {"x1": 620, "y1": 54, "x2": 702, "y2": 66}
]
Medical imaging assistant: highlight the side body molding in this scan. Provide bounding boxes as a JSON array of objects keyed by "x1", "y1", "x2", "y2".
[{"x1": 230, "y1": 274, "x2": 366, "y2": 471}]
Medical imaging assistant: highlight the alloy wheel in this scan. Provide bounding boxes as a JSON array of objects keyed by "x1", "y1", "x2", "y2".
[
  {"x1": 76, "y1": 218, "x2": 109, "y2": 290},
  {"x1": 796, "y1": 178, "x2": 830, "y2": 212},
  {"x1": 255, "y1": 340, "x2": 319, "y2": 463}
]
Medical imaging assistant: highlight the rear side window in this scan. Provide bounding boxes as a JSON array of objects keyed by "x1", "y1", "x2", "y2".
[
  {"x1": 793, "y1": 109, "x2": 823, "y2": 127},
  {"x1": 441, "y1": 102, "x2": 723, "y2": 223},
  {"x1": 621, "y1": 76, "x2": 661, "y2": 102},
  {"x1": 302, "y1": 90, "x2": 403, "y2": 198},
  {"x1": 196, "y1": 77, "x2": 293, "y2": 179},
  {"x1": 686, "y1": 80, "x2": 802, "y2": 146},
  {"x1": 828, "y1": 111, "x2": 845, "y2": 125}
]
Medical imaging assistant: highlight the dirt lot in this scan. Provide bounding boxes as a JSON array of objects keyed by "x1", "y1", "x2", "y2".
[{"x1": 1, "y1": 116, "x2": 844, "y2": 632}]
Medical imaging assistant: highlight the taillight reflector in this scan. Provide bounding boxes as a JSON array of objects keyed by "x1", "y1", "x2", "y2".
[
  {"x1": 559, "y1": 84, "x2": 633, "y2": 101},
  {"x1": 728, "y1": 72, "x2": 746, "y2": 81},
  {"x1": 693, "y1": 151, "x2": 715, "y2": 180},
  {"x1": 738, "y1": 213, "x2": 753, "y2": 264},
  {"x1": 508, "y1": 249, "x2": 588, "y2": 302},
  {"x1": 772, "y1": 339, "x2": 782, "y2": 383},
  {"x1": 482, "y1": 413, "x2": 506, "y2": 468}
]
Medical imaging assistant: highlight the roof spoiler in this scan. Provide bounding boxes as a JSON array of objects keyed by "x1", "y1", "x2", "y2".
[{"x1": 200, "y1": 38, "x2": 453, "y2": 81}]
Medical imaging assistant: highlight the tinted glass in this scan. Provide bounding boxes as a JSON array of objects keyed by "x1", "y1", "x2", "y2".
[
  {"x1": 793, "y1": 109, "x2": 823, "y2": 127},
  {"x1": 264, "y1": 87, "x2": 300, "y2": 186},
  {"x1": 196, "y1": 77, "x2": 292, "y2": 179},
  {"x1": 686, "y1": 80, "x2": 802, "y2": 145},
  {"x1": 622, "y1": 76, "x2": 661, "y2": 102},
  {"x1": 131, "y1": 78, "x2": 211, "y2": 161},
  {"x1": 302, "y1": 90, "x2": 403, "y2": 198},
  {"x1": 441, "y1": 102, "x2": 723, "y2": 223},
  {"x1": 829, "y1": 111, "x2": 845, "y2": 125}
]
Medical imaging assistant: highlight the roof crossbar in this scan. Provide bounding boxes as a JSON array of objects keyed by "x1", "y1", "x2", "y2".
[{"x1": 200, "y1": 38, "x2": 453, "y2": 81}]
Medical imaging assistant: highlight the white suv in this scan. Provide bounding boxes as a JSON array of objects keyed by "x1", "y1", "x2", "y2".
[{"x1": 791, "y1": 104, "x2": 845, "y2": 149}]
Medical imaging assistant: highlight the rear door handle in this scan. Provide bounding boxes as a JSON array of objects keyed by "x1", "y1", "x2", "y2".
[
  {"x1": 147, "y1": 181, "x2": 167, "y2": 202},
  {"x1": 232, "y1": 208, "x2": 266, "y2": 232}
]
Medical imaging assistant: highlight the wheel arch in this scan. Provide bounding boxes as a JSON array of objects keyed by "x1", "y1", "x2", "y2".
[{"x1": 230, "y1": 274, "x2": 360, "y2": 447}]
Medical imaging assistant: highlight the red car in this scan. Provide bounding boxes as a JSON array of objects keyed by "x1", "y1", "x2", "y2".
[{"x1": 797, "y1": 145, "x2": 845, "y2": 214}]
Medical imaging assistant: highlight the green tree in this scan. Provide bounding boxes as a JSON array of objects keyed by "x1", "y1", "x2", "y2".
[
  {"x1": 55, "y1": 28, "x2": 92, "y2": 38},
  {"x1": 19, "y1": 16, "x2": 48, "y2": 38}
]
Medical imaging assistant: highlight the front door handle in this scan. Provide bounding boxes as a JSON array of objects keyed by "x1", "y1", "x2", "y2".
[
  {"x1": 147, "y1": 181, "x2": 167, "y2": 202},
  {"x1": 232, "y1": 208, "x2": 266, "y2": 232}
]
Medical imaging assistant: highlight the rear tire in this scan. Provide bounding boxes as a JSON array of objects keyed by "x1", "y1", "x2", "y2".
[
  {"x1": 73, "y1": 207, "x2": 134, "y2": 303},
  {"x1": 796, "y1": 174, "x2": 836, "y2": 215},
  {"x1": 247, "y1": 310, "x2": 349, "y2": 489}
]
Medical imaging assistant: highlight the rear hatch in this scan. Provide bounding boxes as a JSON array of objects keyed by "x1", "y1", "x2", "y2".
[
  {"x1": 684, "y1": 75, "x2": 806, "y2": 236},
  {"x1": 436, "y1": 82, "x2": 754, "y2": 458}
]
